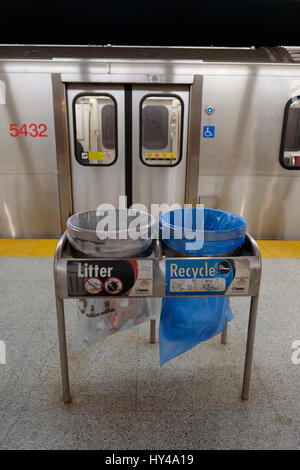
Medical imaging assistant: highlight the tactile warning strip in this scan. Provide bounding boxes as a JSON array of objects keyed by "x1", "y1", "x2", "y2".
[
  {"x1": 256, "y1": 240, "x2": 300, "y2": 258},
  {"x1": 0, "y1": 239, "x2": 59, "y2": 257},
  {"x1": 0, "y1": 239, "x2": 300, "y2": 258}
]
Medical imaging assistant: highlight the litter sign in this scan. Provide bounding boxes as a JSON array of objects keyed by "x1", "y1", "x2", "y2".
[
  {"x1": 203, "y1": 126, "x2": 215, "y2": 138},
  {"x1": 67, "y1": 259, "x2": 153, "y2": 297}
]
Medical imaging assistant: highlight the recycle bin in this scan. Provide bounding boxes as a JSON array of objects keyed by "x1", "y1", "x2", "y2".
[
  {"x1": 66, "y1": 208, "x2": 158, "y2": 348},
  {"x1": 159, "y1": 207, "x2": 247, "y2": 255},
  {"x1": 159, "y1": 207, "x2": 247, "y2": 365}
]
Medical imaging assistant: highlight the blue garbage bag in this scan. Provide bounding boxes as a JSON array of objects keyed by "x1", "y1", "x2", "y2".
[
  {"x1": 159, "y1": 297, "x2": 233, "y2": 365},
  {"x1": 159, "y1": 208, "x2": 246, "y2": 365}
]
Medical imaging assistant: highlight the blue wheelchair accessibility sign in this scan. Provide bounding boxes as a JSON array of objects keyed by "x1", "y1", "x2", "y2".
[{"x1": 203, "y1": 126, "x2": 215, "y2": 138}]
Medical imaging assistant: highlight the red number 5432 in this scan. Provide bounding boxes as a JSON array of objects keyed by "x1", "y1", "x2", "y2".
[{"x1": 10, "y1": 123, "x2": 48, "y2": 137}]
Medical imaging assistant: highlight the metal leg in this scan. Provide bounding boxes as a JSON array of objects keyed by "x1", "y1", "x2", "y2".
[
  {"x1": 221, "y1": 297, "x2": 230, "y2": 344},
  {"x1": 55, "y1": 297, "x2": 71, "y2": 403},
  {"x1": 241, "y1": 295, "x2": 259, "y2": 400},
  {"x1": 150, "y1": 319, "x2": 156, "y2": 344},
  {"x1": 221, "y1": 321, "x2": 228, "y2": 344}
]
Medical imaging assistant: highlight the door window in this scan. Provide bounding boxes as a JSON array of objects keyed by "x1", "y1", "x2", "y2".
[
  {"x1": 140, "y1": 95, "x2": 183, "y2": 166},
  {"x1": 73, "y1": 94, "x2": 117, "y2": 166},
  {"x1": 280, "y1": 96, "x2": 300, "y2": 169}
]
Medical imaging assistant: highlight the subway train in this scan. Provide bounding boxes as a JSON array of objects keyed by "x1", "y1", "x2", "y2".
[{"x1": 1, "y1": 44, "x2": 300, "y2": 239}]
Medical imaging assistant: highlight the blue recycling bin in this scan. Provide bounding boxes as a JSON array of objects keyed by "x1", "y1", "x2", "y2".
[
  {"x1": 159, "y1": 208, "x2": 247, "y2": 365},
  {"x1": 159, "y1": 207, "x2": 247, "y2": 255}
]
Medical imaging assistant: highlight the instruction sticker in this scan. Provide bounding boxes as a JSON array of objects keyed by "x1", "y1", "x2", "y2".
[
  {"x1": 87, "y1": 152, "x2": 105, "y2": 160},
  {"x1": 67, "y1": 259, "x2": 153, "y2": 297},
  {"x1": 145, "y1": 152, "x2": 176, "y2": 160},
  {"x1": 226, "y1": 259, "x2": 250, "y2": 295},
  {"x1": 165, "y1": 258, "x2": 235, "y2": 296}
]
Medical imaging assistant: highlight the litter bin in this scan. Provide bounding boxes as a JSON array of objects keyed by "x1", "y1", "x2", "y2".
[
  {"x1": 66, "y1": 208, "x2": 158, "y2": 347},
  {"x1": 159, "y1": 207, "x2": 247, "y2": 365}
]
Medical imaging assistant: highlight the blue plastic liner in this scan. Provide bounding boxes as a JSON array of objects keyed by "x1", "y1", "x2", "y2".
[
  {"x1": 159, "y1": 208, "x2": 246, "y2": 365},
  {"x1": 159, "y1": 297, "x2": 233, "y2": 365},
  {"x1": 159, "y1": 208, "x2": 246, "y2": 255}
]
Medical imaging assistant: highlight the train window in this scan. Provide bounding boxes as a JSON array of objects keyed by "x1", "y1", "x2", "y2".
[
  {"x1": 102, "y1": 105, "x2": 115, "y2": 149},
  {"x1": 140, "y1": 95, "x2": 183, "y2": 167},
  {"x1": 73, "y1": 94, "x2": 117, "y2": 166},
  {"x1": 280, "y1": 96, "x2": 300, "y2": 169},
  {"x1": 143, "y1": 106, "x2": 169, "y2": 149}
]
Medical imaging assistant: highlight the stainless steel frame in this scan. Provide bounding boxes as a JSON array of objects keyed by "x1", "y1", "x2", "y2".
[
  {"x1": 185, "y1": 75, "x2": 203, "y2": 206},
  {"x1": 53, "y1": 232, "x2": 261, "y2": 403},
  {"x1": 52, "y1": 74, "x2": 73, "y2": 232},
  {"x1": 150, "y1": 319, "x2": 156, "y2": 344},
  {"x1": 53, "y1": 230, "x2": 71, "y2": 402}
]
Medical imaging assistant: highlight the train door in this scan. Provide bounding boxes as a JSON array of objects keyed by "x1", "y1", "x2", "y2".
[
  {"x1": 132, "y1": 85, "x2": 189, "y2": 210},
  {"x1": 67, "y1": 84, "x2": 189, "y2": 213},
  {"x1": 67, "y1": 84, "x2": 125, "y2": 213}
]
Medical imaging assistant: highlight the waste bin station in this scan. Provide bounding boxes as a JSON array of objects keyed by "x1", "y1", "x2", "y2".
[
  {"x1": 52, "y1": 77, "x2": 262, "y2": 406},
  {"x1": 54, "y1": 228, "x2": 261, "y2": 404}
]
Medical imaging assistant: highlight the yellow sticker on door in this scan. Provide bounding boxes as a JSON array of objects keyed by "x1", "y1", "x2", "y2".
[
  {"x1": 145, "y1": 152, "x2": 176, "y2": 160},
  {"x1": 88, "y1": 152, "x2": 105, "y2": 160}
]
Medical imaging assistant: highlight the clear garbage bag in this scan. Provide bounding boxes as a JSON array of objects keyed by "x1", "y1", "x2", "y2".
[
  {"x1": 74, "y1": 297, "x2": 158, "y2": 349},
  {"x1": 66, "y1": 209, "x2": 159, "y2": 349}
]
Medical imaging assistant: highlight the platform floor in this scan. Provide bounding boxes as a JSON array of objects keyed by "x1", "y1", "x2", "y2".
[{"x1": 0, "y1": 243, "x2": 299, "y2": 449}]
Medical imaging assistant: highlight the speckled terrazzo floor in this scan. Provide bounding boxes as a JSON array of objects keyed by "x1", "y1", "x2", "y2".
[{"x1": 0, "y1": 257, "x2": 299, "y2": 449}]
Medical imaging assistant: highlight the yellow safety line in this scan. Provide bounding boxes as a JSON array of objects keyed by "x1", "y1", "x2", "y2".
[
  {"x1": 256, "y1": 240, "x2": 300, "y2": 258},
  {"x1": 0, "y1": 239, "x2": 59, "y2": 257},
  {"x1": 0, "y1": 239, "x2": 300, "y2": 258}
]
